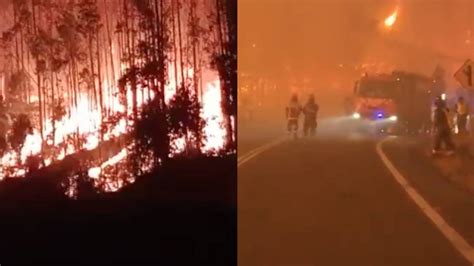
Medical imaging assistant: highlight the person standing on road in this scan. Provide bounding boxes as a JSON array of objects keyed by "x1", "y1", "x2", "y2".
[
  {"x1": 432, "y1": 96, "x2": 455, "y2": 154},
  {"x1": 455, "y1": 96, "x2": 469, "y2": 134},
  {"x1": 286, "y1": 94, "x2": 302, "y2": 138},
  {"x1": 303, "y1": 94, "x2": 319, "y2": 137}
]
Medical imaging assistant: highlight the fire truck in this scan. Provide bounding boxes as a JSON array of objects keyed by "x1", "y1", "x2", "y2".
[{"x1": 348, "y1": 71, "x2": 434, "y2": 134}]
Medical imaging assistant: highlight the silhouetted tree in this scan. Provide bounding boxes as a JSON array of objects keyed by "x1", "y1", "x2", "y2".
[
  {"x1": 8, "y1": 113, "x2": 32, "y2": 160},
  {"x1": 168, "y1": 86, "x2": 203, "y2": 155}
]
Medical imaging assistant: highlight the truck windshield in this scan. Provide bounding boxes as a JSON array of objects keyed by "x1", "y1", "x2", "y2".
[{"x1": 358, "y1": 80, "x2": 394, "y2": 98}]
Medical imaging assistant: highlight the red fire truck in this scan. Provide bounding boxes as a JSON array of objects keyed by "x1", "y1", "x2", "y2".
[
  {"x1": 351, "y1": 74, "x2": 398, "y2": 122},
  {"x1": 348, "y1": 71, "x2": 433, "y2": 134}
]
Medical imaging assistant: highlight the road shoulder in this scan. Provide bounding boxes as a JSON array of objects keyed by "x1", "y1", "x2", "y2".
[
  {"x1": 378, "y1": 137, "x2": 474, "y2": 263},
  {"x1": 382, "y1": 136, "x2": 474, "y2": 256}
]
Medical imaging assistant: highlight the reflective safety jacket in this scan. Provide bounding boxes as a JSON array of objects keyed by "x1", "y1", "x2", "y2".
[
  {"x1": 456, "y1": 102, "x2": 469, "y2": 115},
  {"x1": 303, "y1": 102, "x2": 319, "y2": 121},
  {"x1": 286, "y1": 102, "x2": 302, "y2": 120}
]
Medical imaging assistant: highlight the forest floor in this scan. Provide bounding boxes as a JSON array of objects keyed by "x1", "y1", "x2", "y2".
[{"x1": 0, "y1": 153, "x2": 236, "y2": 264}]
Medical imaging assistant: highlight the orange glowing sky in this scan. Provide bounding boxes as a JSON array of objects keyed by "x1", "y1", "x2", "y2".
[
  {"x1": 240, "y1": 0, "x2": 474, "y2": 87},
  {"x1": 239, "y1": 0, "x2": 474, "y2": 117}
]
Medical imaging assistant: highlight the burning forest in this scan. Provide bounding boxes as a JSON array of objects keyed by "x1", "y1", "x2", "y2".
[{"x1": 0, "y1": 0, "x2": 237, "y2": 198}]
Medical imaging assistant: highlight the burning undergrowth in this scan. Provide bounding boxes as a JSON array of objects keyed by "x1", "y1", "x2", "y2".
[{"x1": 0, "y1": 77, "x2": 231, "y2": 199}]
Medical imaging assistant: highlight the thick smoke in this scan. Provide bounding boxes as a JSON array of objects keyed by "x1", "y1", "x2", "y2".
[{"x1": 240, "y1": 0, "x2": 474, "y2": 117}]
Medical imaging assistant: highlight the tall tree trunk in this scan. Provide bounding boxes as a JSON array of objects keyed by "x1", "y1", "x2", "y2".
[
  {"x1": 89, "y1": 36, "x2": 97, "y2": 109},
  {"x1": 191, "y1": 1, "x2": 199, "y2": 98},
  {"x1": 32, "y1": 0, "x2": 44, "y2": 147},
  {"x1": 49, "y1": 4, "x2": 56, "y2": 147},
  {"x1": 20, "y1": 28, "x2": 26, "y2": 102},
  {"x1": 215, "y1": 0, "x2": 225, "y2": 55},
  {"x1": 190, "y1": 0, "x2": 201, "y2": 151},
  {"x1": 158, "y1": 0, "x2": 169, "y2": 160},
  {"x1": 103, "y1": 0, "x2": 116, "y2": 89},
  {"x1": 96, "y1": 29, "x2": 104, "y2": 133},
  {"x1": 215, "y1": 0, "x2": 235, "y2": 151},
  {"x1": 13, "y1": 5, "x2": 20, "y2": 72},
  {"x1": 176, "y1": 0, "x2": 185, "y2": 90},
  {"x1": 131, "y1": 14, "x2": 138, "y2": 123},
  {"x1": 171, "y1": 0, "x2": 179, "y2": 90}
]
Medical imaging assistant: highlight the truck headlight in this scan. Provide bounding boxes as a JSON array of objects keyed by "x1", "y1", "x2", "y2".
[
  {"x1": 352, "y1": 112, "x2": 361, "y2": 119},
  {"x1": 389, "y1": 115, "x2": 398, "y2": 121}
]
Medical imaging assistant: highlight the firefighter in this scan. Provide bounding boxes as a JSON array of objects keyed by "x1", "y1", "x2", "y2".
[
  {"x1": 303, "y1": 94, "x2": 319, "y2": 137},
  {"x1": 286, "y1": 94, "x2": 302, "y2": 138},
  {"x1": 432, "y1": 96, "x2": 455, "y2": 154},
  {"x1": 455, "y1": 96, "x2": 469, "y2": 134}
]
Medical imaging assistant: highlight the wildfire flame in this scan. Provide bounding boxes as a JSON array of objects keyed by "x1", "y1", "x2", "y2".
[
  {"x1": 384, "y1": 8, "x2": 398, "y2": 28},
  {"x1": 0, "y1": 1, "x2": 235, "y2": 199},
  {"x1": 201, "y1": 79, "x2": 226, "y2": 153},
  {"x1": 0, "y1": 69, "x2": 229, "y2": 194}
]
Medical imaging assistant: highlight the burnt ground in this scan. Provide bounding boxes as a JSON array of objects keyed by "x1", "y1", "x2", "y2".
[{"x1": 0, "y1": 155, "x2": 236, "y2": 265}]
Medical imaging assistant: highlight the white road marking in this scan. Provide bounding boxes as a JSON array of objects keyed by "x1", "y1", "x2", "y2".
[
  {"x1": 376, "y1": 137, "x2": 474, "y2": 264},
  {"x1": 238, "y1": 137, "x2": 286, "y2": 168}
]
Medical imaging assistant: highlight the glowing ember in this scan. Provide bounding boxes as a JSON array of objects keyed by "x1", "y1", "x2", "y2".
[
  {"x1": 169, "y1": 135, "x2": 187, "y2": 155},
  {"x1": 384, "y1": 8, "x2": 398, "y2": 28}
]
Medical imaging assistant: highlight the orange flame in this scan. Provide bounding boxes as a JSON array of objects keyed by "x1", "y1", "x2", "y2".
[{"x1": 0, "y1": 68, "x2": 228, "y2": 186}]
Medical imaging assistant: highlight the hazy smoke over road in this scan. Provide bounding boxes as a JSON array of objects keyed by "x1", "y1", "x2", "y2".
[{"x1": 239, "y1": 0, "x2": 474, "y2": 118}]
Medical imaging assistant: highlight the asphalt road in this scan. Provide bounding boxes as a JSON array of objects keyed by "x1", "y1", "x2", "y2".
[{"x1": 238, "y1": 120, "x2": 472, "y2": 266}]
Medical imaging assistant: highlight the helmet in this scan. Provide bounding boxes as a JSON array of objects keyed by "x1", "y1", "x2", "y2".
[{"x1": 434, "y1": 96, "x2": 445, "y2": 108}]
